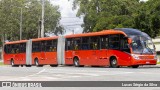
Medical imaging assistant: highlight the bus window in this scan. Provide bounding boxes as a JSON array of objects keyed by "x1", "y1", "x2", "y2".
[
  {"x1": 41, "y1": 41, "x2": 46, "y2": 52},
  {"x1": 109, "y1": 35, "x2": 120, "y2": 49},
  {"x1": 11, "y1": 44, "x2": 19, "y2": 54},
  {"x1": 90, "y1": 36, "x2": 100, "y2": 50},
  {"x1": 81, "y1": 37, "x2": 90, "y2": 50},
  {"x1": 32, "y1": 42, "x2": 41, "y2": 52},
  {"x1": 74, "y1": 38, "x2": 81, "y2": 50},
  {"x1": 100, "y1": 35, "x2": 109, "y2": 49},
  {"x1": 52, "y1": 40, "x2": 57, "y2": 52},
  {"x1": 66, "y1": 38, "x2": 74, "y2": 50},
  {"x1": 120, "y1": 35, "x2": 130, "y2": 53},
  {"x1": 4, "y1": 45, "x2": 9, "y2": 54},
  {"x1": 20, "y1": 43, "x2": 26, "y2": 53},
  {"x1": 45, "y1": 40, "x2": 53, "y2": 52}
]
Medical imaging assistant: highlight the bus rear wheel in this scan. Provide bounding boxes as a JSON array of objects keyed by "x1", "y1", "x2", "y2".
[
  {"x1": 110, "y1": 57, "x2": 119, "y2": 68},
  {"x1": 74, "y1": 58, "x2": 80, "y2": 67},
  {"x1": 35, "y1": 59, "x2": 43, "y2": 67},
  {"x1": 10, "y1": 60, "x2": 18, "y2": 67},
  {"x1": 132, "y1": 65, "x2": 139, "y2": 68},
  {"x1": 50, "y1": 65, "x2": 58, "y2": 67}
]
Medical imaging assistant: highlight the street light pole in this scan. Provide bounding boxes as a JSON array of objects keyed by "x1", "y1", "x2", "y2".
[
  {"x1": 41, "y1": 0, "x2": 45, "y2": 38},
  {"x1": 20, "y1": 7, "x2": 22, "y2": 40}
]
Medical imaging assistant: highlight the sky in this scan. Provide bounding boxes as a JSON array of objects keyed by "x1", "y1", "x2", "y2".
[
  {"x1": 51, "y1": 0, "x2": 83, "y2": 35},
  {"x1": 51, "y1": 0, "x2": 148, "y2": 35}
]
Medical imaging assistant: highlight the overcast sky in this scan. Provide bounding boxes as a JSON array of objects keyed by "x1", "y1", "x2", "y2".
[
  {"x1": 51, "y1": 0, "x2": 148, "y2": 35},
  {"x1": 51, "y1": 0, "x2": 83, "y2": 35}
]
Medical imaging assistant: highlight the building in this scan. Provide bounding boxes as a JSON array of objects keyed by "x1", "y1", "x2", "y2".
[
  {"x1": 152, "y1": 37, "x2": 160, "y2": 53},
  {"x1": 0, "y1": 47, "x2": 2, "y2": 60}
]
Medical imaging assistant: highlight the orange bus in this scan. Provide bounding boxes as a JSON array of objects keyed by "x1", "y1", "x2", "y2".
[{"x1": 3, "y1": 28, "x2": 157, "y2": 68}]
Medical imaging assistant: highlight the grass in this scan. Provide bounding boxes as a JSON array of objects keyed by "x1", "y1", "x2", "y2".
[
  {"x1": 0, "y1": 62, "x2": 4, "y2": 66},
  {"x1": 157, "y1": 62, "x2": 160, "y2": 64}
]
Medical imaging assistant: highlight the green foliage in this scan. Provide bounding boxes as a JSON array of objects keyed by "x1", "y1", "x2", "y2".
[
  {"x1": 73, "y1": 0, "x2": 140, "y2": 32},
  {"x1": 0, "y1": 0, "x2": 62, "y2": 41},
  {"x1": 134, "y1": 0, "x2": 160, "y2": 38},
  {"x1": 73, "y1": 0, "x2": 160, "y2": 38}
]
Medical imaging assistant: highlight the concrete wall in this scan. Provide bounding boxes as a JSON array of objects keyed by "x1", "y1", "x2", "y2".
[
  {"x1": 0, "y1": 47, "x2": 2, "y2": 60},
  {"x1": 152, "y1": 37, "x2": 160, "y2": 52}
]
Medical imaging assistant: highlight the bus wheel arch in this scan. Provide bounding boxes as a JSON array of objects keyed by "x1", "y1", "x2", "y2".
[{"x1": 109, "y1": 56, "x2": 119, "y2": 68}]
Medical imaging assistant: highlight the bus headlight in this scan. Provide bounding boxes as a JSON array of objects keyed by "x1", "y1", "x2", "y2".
[{"x1": 131, "y1": 54, "x2": 140, "y2": 60}]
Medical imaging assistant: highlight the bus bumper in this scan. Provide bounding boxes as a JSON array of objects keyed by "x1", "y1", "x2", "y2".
[{"x1": 132, "y1": 59, "x2": 157, "y2": 65}]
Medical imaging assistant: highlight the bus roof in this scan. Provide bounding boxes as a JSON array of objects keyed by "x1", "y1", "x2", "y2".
[
  {"x1": 65, "y1": 29, "x2": 127, "y2": 38},
  {"x1": 5, "y1": 40, "x2": 28, "y2": 45},
  {"x1": 32, "y1": 36, "x2": 58, "y2": 42}
]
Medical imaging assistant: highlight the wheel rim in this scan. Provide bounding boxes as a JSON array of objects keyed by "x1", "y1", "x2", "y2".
[
  {"x1": 35, "y1": 60, "x2": 38, "y2": 66},
  {"x1": 112, "y1": 59, "x2": 117, "y2": 65},
  {"x1": 11, "y1": 61, "x2": 14, "y2": 66},
  {"x1": 74, "y1": 59, "x2": 79, "y2": 66}
]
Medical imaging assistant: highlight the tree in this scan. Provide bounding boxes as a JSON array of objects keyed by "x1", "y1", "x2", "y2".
[
  {"x1": 134, "y1": 0, "x2": 160, "y2": 38},
  {"x1": 0, "y1": 0, "x2": 62, "y2": 43},
  {"x1": 73, "y1": 0, "x2": 140, "y2": 32}
]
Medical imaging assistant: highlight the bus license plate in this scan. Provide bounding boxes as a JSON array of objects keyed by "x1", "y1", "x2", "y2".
[{"x1": 146, "y1": 62, "x2": 150, "y2": 64}]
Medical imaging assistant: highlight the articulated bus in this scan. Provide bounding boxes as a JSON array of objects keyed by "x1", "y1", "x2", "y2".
[{"x1": 3, "y1": 28, "x2": 157, "y2": 68}]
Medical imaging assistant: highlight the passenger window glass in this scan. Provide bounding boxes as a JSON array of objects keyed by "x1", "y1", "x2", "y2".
[
  {"x1": 101, "y1": 36, "x2": 109, "y2": 49},
  {"x1": 90, "y1": 36, "x2": 100, "y2": 50},
  {"x1": 109, "y1": 35, "x2": 120, "y2": 49},
  {"x1": 81, "y1": 37, "x2": 90, "y2": 50}
]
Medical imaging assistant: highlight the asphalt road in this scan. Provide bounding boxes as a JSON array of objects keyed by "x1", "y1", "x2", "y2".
[{"x1": 0, "y1": 65, "x2": 160, "y2": 90}]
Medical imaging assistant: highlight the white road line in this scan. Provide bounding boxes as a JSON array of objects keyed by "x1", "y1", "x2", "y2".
[{"x1": 5, "y1": 69, "x2": 46, "y2": 81}]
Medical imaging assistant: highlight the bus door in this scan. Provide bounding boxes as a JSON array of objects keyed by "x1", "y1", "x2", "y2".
[
  {"x1": 20, "y1": 43, "x2": 26, "y2": 64},
  {"x1": 14, "y1": 44, "x2": 20, "y2": 65},
  {"x1": 98, "y1": 36, "x2": 109, "y2": 66},
  {"x1": 41, "y1": 41, "x2": 46, "y2": 64},
  {"x1": 65, "y1": 39, "x2": 74, "y2": 65},
  {"x1": 90, "y1": 36, "x2": 100, "y2": 65},
  {"x1": 45, "y1": 40, "x2": 57, "y2": 64}
]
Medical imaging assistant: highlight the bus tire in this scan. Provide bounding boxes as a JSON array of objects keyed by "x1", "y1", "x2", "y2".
[
  {"x1": 10, "y1": 60, "x2": 19, "y2": 67},
  {"x1": 110, "y1": 57, "x2": 119, "y2": 68},
  {"x1": 73, "y1": 57, "x2": 80, "y2": 67},
  {"x1": 50, "y1": 65, "x2": 58, "y2": 67},
  {"x1": 132, "y1": 65, "x2": 139, "y2": 68},
  {"x1": 35, "y1": 59, "x2": 43, "y2": 67},
  {"x1": 26, "y1": 65, "x2": 32, "y2": 67}
]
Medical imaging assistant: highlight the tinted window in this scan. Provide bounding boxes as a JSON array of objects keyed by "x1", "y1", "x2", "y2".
[
  {"x1": 32, "y1": 42, "x2": 41, "y2": 52},
  {"x1": 20, "y1": 43, "x2": 26, "y2": 53},
  {"x1": 45, "y1": 40, "x2": 57, "y2": 52},
  {"x1": 74, "y1": 38, "x2": 81, "y2": 50},
  {"x1": 100, "y1": 35, "x2": 109, "y2": 49},
  {"x1": 81, "y1": 37, "x2": 90, "y2": 50},
  {"x1": 90, "y1": 36, "x2": 100, "y2": 50},
  {"x1": 109, "y1": 35, "x2": 120, "y2": 49},
  {"x1": 65, "y1": 38, "x2": 74, "y2": 50}
]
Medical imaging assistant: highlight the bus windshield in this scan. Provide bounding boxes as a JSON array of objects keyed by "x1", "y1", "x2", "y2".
[{"x1": 131, "y1": 35, "x2": 155, "y2": 54}]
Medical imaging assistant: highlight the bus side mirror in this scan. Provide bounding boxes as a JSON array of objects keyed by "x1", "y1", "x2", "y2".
[{"x1": 128, "y1": 38, "x2": 132, "y2": 44}]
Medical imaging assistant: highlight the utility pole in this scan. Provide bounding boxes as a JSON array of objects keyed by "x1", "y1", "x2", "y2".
[
  {"x1": 20, "y1": 7, "x2": 22, "y2": 40},
  {"x1": 41, "y1": 0, "x2": 45, "y2": 38},
  {"x1": 38, "y1": 17, "x2": 41, "y2": 38}
]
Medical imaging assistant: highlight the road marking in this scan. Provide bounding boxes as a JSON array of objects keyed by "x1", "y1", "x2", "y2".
[{"x1": 5, "y1": 69, "x2": 46, "y2": 81}]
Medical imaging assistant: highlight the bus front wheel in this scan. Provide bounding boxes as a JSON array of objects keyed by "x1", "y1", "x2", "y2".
[
  {"x1": 110, "y1": 57, "x2": 119, "y2": 68},
  {"x1": 132, "y1": 65, "x2": 139, "y2": 68}
]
